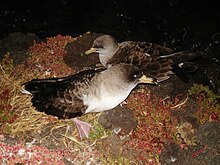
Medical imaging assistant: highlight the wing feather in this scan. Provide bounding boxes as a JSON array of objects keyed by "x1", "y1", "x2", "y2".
[{"x1": 23, "y1": 69, "x2": 104, "y2": 118}]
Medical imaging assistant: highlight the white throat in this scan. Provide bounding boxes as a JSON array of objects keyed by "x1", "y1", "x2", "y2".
[
  {"x1": 99, "y1": 47, "x2": 119, "y2": 67},
  {"x1": 83, "y1": 73, "x2": 136, "y2": 114}
]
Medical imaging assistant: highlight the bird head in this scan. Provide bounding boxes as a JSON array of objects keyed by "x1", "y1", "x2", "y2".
[
  {"x1": 83, "y1": 35, "x2": 119, "y2": 56},
  {"x1": 123, "y1": 64, "x2": 157, "y2": 85},
  {"x1": 105, "y1": 63, "x2": 157, "y2": 87}
]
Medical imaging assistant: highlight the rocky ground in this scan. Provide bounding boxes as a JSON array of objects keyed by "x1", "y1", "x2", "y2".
[{"x1": 0, "y1": 32, "x2": 220, "y2": 164}]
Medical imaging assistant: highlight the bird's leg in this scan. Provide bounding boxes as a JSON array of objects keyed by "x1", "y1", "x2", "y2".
[{"x1": 72, "y1": 118, "x2": 92, "y2": 140}]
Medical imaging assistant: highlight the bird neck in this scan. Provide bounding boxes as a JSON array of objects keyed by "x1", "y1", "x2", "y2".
[{"x1": 99, "y1": 46, "x2": 119, "y2": 67}]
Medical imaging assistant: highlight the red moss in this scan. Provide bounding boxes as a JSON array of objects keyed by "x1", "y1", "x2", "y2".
[
  {"x1": 13, "y1": 35, "x2": 76, "y2": 81},
  {"x1": 0, "y1": 35, "x2": 77, "y2": 130},
  {"x1": 124, "y1": 88, "x2": 178, "y2": 163},
  {"x1": 0, "y1": 35, "x2": 102, "y2": 164},
  {"x1": 194, "y1": 93, "x2": 220, "y2": 124},
  {"x1": 0, "y1": 141, "x2": 65, "y2": 164},
  {"x1": 188, "y1": 84, "x2": 220, "y2": 124},
  {"x1": 0, "y1": 87, "x2": 17, "y2": 125}
]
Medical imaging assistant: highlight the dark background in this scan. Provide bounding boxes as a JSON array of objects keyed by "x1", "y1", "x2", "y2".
[
  {"x1": 1, "y1": 1, "x2": 220, "y2": 164},
  {"x1": 0, "y1": 0, "x2": 219, "y2": 49},
  {"x1": 0, "y1": 0, "x2": 220, "y2": 80}
]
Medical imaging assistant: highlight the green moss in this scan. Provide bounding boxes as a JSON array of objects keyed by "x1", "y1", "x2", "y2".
[
  {"x1": 103, "y1": 156, "x2": 132, "y2": 165},
  {"x1": 188, "y1": 83, "x2": 220, "y2": 102},
  {"x1": 89, "y1": 122, "x2": 111, "y2": 140},
  {"x1": 114, "y1": 157, "x2": 132, "y2": 165},
  {"x1": 188, "y1": 83, "x2": 220, "y2": 124}
]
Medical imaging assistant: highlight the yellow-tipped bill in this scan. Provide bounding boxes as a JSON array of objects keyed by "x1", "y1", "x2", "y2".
[
  {"x1": 82, "y1": 48, "x2": 97, "y2": 56},
  {"x1": 139, "y1": 75, "x2": 157, "y2": 85}
]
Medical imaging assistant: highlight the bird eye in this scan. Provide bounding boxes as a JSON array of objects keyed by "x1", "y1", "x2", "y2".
[
  {"x1": 133, "y1": 74, "x2": 138, "y2": 78},
  {"x1": 132, "y1": 71, "x2": 142, "y2": 79},
  {"x1": 94, "y1": 43, "x2": 104, "y2": 49},
  {"x1": 128, "y1": 68, "x2": 142, "y2": 82}
]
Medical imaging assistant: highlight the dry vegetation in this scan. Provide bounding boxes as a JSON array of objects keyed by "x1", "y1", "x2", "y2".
[{"x1": 0, "y1": 34, "x2": 219, "y2": 164}]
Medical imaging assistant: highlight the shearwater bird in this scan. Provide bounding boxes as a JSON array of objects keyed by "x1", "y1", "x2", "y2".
[
  {"x1": 84, "y1": 34, "x2": 199, "y2": 83},
  {"x1": 22, "y1": 63, "x2": 156, "y2": 139}
]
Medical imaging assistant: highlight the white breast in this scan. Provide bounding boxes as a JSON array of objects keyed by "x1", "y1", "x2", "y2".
[{"x1": 83, "y1": 83, "x2": 132, "y2": 113}]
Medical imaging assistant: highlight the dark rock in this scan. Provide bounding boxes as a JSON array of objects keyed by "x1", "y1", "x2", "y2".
[
  {"x1": 64, "y1": 32, "x2": 101, "y2": 70},
  {"x1": 160, "y1": 122, "x2": 220, "y2": 165},
  {"x1": 147, "y1": 75, "x2": 192, "y2": 99},
  {"x1": 0, "y1": 32, "x2": 40, "y2": 64},
  {"x1": 98, "y1": 105, "x2": 137, "y2": 136},
  {"x1": 196, "y1": 122, "x2": 220, "y2": 147}
]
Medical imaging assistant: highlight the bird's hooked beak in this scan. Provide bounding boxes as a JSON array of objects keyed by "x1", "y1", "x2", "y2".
[
  {"x1": 139, "y1": 75, "x2": 158, "y2": 85},
  {"x1": 81, "y1": 48, "x2": 97, "y2": 56}
]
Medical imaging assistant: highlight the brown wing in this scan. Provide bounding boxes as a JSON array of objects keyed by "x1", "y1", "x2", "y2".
[
  {"x1": 39, "y1": 83, "x2": 88, "y2": 119},
  {"x1": 109, "y1": 41, "x2": 174, "y2": 82},
  {"x1": 23, "y1": 69, "x2": 102, "y2": 119}
]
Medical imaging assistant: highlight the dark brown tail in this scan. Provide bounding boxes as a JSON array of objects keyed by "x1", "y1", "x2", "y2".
[
  {"x1": 160, "y1": 51, "x2": 200, "y2": 82},
  {"x1": 145, "y1": 51, "x2": 200, "y2": 83}
]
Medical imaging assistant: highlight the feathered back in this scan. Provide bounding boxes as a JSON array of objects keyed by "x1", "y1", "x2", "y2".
[
  {"x1": 110, "y1": 41, "x2": 199, "y2": 82},
  {"x1": 22, "y1": 69, "x2": 104, "y2": 118}
]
